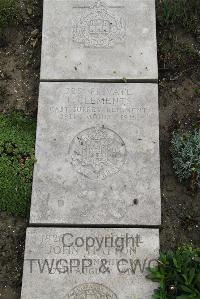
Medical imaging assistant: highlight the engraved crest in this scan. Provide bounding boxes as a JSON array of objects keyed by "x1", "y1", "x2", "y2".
[
  {"x1": 72, "y1": 0, "x2": 126, "y2": 48},
  {"x1": 67, "y1": 283, "x2": 118, "y2": 299},
  {"x1": 69, "y1": 125, "x2": 127, "y2": 180}
]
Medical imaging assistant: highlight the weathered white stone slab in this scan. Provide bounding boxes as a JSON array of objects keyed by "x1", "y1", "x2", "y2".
[
  {"x1": 21, "y1": 227, "x2": 159, "y2": 299},
  {"x1": 30, "y1": 82, "x2": 160, "y2": 225},
  {"x1": 41, "y1": 0, "x2": 158, "y2": 81}
]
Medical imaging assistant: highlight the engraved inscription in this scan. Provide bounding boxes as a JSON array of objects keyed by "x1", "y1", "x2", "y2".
[
  {"x1": 67, "y1": 283, "x2": 118, "y2": 299},
  {"x1": 72, "y1": 0, "x2": 126, "y2": 48},
  {"x1": 69, "y1": 125, "x2": 127, "y2": 180}
]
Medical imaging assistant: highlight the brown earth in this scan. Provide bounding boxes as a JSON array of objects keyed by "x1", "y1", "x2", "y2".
[
  {"x1": 0, "y1": 0, "x2": 200, "y2": 298},
  {"x1": 0, "y1": 1, "x2": 42, "y2": 298},
  {"x1": 0, "y1": 0, "x2": 42, "y2": 115},
  {"x1": 159, "y1": 73, "x2": 200, "y2": 250},
  {"x1": 0, "y1": 213, "x2": 27, "y2": 299}
]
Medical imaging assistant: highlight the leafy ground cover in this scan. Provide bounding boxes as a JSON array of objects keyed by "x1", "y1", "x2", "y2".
[
  {"x1": 171, "y1": 129, "x2": 200, "y2": 189},
  {"x1": 0, "y1": 112, "x2": 36, "y2": 216},
  {"x1": 148, "y1": 246, "x2": 200, "y2": 299},
  {"x1": 0, "y1": 0, "x2": 17, "y2": 29}
]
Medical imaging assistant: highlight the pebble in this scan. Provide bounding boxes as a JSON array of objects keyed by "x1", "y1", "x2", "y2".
[{"x1": 31, "y1": 29, "x2": 39, "y2": 37}]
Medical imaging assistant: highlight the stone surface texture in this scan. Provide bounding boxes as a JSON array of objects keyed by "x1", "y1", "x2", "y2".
[
  {"x1": 30, "y1": 82, "x2": 161, "y2": 225},
  {"x1": 21, "y1": 227, "x2": 159, "y2": 299},
  {"x1": 40, "y1": 0, "x2": 158, "y2": 80}
]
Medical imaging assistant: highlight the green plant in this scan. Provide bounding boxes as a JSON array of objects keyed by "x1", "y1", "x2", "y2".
[
  {"x1": 171, "y1": 129, "x2": 200, "y2": 188},
  {"x1": 147, "y1": 246, "x2": 200, "y2": 299},
  {"x1": 0, "y1": 112, "x2": 36, "y2": 216},
  {"x1": 157, "y1": 0, "x2": 200, "y2": 35},
  {"x1": 194, "y1": 88, "x2": 200, "y2": 96},
  {"x1": 0, "y1": 0, "x2": 17, "y2": 29}
]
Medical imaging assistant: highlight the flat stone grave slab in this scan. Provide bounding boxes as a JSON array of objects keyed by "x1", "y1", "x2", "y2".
[
  {"x1": 30, "y1": 82, "x2": 160, "y2": 225},
  {"x1": 21, "y1": 227, "x2": 159, "y2": 299},
  {"x1": 40, "y1": 0, "x2": 158, "y2": 81}
]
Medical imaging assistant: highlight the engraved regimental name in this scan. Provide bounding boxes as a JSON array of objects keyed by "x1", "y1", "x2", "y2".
[
  {"x1": 49, "y1": 87, "x2": 148, "y2": 122},
  {"x1": 72, "y1": 0, "x2": 126, "y2": 48}
]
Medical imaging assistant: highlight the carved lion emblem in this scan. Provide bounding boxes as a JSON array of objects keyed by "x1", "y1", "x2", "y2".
[{"x1": 72, "y1": 0, "x2": 126, "y2": 48}]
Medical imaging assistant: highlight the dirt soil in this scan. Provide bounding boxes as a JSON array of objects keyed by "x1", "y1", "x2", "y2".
[
  {"x1": 0, "y1": 0, "x2": 42, "y2": 298},
  {"x1": 0, "y1": 0, "x2": 42, "y2": 115},
  {"x1": 157, "y1": 25, "x2": 200, "y2": 249},
  {"x1": 0, "y1": 0, "x2": 200, "y2": 298},
  {"x1": 0, "y1": 213, "x2": 27, "y2": 299},
  {"x1": 160, "y1": 73, "x2": 200, "y2": 250}
]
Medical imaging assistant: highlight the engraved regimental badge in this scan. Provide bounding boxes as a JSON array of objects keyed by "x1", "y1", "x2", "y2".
[
  {"x1": 69, "y1": 125, "x2": 127, "y2": 180},
  {"x1": 72, "y1": 0, "x2": 126, "y2": 48},
  {"x1": 67, "y1": 283, "x2": 118, "y2": 299}
]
